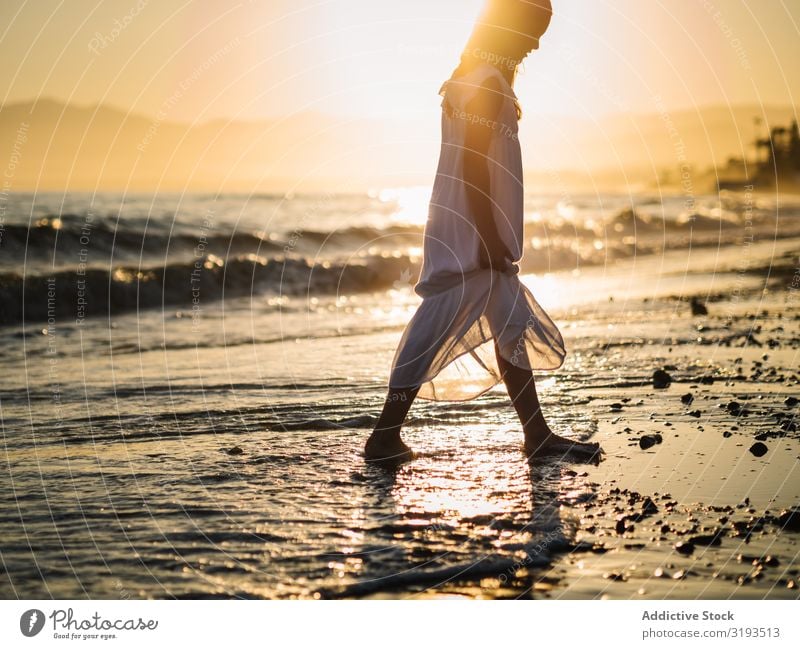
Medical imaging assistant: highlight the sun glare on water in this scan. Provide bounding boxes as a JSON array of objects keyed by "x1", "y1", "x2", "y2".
[{"x1": 377, "y1": 186, "x2": 432, "y2": 226}]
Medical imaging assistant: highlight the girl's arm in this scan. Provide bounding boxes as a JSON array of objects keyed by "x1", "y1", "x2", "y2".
[{"x1": 462, "y1": 75, "x2": 512, "y2": 271}]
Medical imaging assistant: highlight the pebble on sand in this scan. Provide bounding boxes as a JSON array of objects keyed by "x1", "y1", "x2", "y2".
[
  {"x1": 641, "y1": 497, "x2": 659, "y2": 515},
  {"x1": 653, "y1": 369, "x2": 672, "y2": 389},
  {"x1": 681, "y1": 393, "x2": 694, "y2": 405},
  {"x1": 639, "y1": 434, "x2": 663, "y2": 450},
  {"x1": 748, "y1": 442, "x2": 768, "y2": 457},
  {"x1": 690, "y1": 297, "x2": 708, "y2": 316},
  {"x1": 639, "y1": 437, "x2": 656, "y2": 450},
  {"x1": 603, "y1": 572, "x2": 627, "y2": 582},
  {"x1": 777, "y1": 508, "x2": 800, "y2": 532},
  {"x1": 689, "y1": 531, "x2": 722, "y2": 547}
]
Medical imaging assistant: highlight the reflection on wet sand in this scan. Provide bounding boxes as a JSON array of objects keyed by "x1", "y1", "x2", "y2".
[{"x1": 322, "y1": 432, "x2": 601, "y2": 598}]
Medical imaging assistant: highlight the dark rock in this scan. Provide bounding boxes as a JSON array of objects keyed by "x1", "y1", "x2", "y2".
[
  {"x1": 785, "y1": 396, "x2": 799, "y2": 407},
  {"x1": 748, "y1": 442, "x2": 768, "y2": 457},
  {"x1": 722, "y1": 431, "x2": 732, "y2": 438},
  {"x1": 615, "y1": 517, "x2": 628, "y2": 534},
  {"x1": 726, "y1": 401, "x2": 741, "y2": 413},
  {"x1": 603, "y1": 572, "x2": 627, "y2": 581},
  {"x1": 674, "y1": 541, "x2": 695, "y2": 555},
  {"x1": 689, "y1": 531, "x2": 723, "y2": 546},
  {"x1": 642, "y1": 497, "x2": 659, "y2": 515},
  {"x1": 681, "y1": 393, "x2": 694, "y2": 405},
  {"x1": 777, "y1": 508, "x2": 800, "y2": 532},
  {"x1": 689, "y1": 410, "x2": 701, "y2": 418},
  {"x1": 226, "y1": 446, "x2": 244, "y2": 455},
  {"x1": 653, "y1": 369, "x2": 672, "y2": 389},
  {"x1": 639, "y1": 435, "x2": 658, "y2": 450},
  {"x1": 690, "y1": 298, "x2": 708, "y2": 316}
]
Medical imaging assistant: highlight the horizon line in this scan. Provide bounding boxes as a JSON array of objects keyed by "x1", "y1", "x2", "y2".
[{"x1": 2, "y1": 96, "x2": 797, "y2": 129}]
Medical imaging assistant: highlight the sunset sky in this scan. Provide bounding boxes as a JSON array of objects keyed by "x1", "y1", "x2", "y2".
[{"x1": 2, "y1": 0, "x2": 798, "y2": 123}]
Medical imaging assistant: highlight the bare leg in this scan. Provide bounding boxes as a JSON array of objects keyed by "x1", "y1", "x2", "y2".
[
  {"x1": 364, "y1": 386, "x2": 419, "y2": 463},
  {"x1": 494, "y1": 342, "x2": 600, "y2": 459}
]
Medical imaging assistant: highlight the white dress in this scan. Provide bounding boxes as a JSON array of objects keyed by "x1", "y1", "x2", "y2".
[{"x1": 389, "y1": 63, "x2": 565, "y2": 401}]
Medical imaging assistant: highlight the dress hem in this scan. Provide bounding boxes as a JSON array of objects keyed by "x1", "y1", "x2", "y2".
[{"x1": 389, "y1": 329, "x2": 567, "y2": 402}]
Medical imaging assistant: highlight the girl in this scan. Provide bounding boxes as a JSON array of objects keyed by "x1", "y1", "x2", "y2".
[{"x1": 365, "y1": 0, "x2": 601, "y2": 464}]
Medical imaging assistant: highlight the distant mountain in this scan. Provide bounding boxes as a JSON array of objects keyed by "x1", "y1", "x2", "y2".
[
  {"x1": 1, "y1": 98, "x2": 795, "y2": 191},
  {"x1": 0, "y1": 98, "x2": 436, "y2": 192}
]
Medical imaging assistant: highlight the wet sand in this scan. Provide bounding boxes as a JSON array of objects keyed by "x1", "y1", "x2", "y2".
[{"x1": 345, "y1": 254, "x2": 800, "y2": 599}]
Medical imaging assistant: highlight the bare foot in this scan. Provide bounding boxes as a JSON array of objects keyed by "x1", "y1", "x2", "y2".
[
  {"x1": 524, "y1": 423, "x2": 601, "y2": 460},
  {"x1": 364, "y1": 434, "x2": 415, "y2": 466}
]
